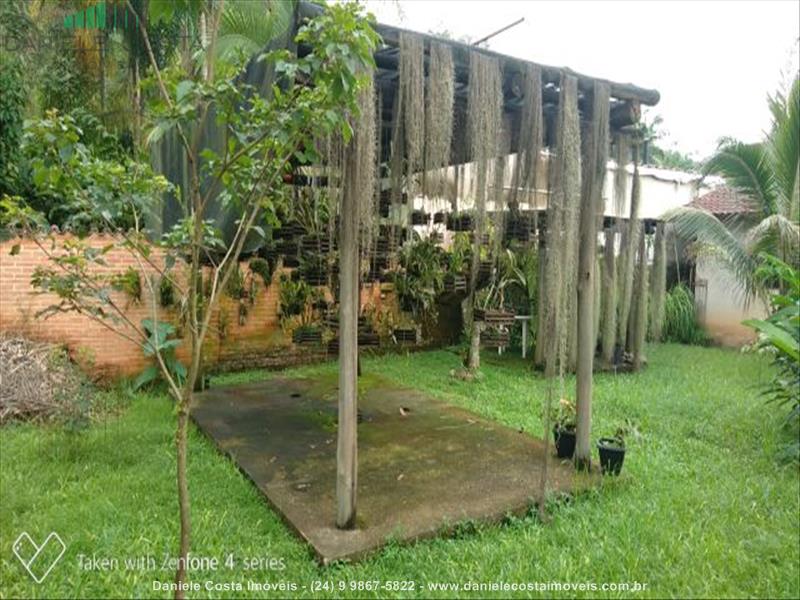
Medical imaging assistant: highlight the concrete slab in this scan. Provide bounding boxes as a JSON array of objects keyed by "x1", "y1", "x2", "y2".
[{"x1": 192, "y1": 375, "x2": 592, "y2": 564}]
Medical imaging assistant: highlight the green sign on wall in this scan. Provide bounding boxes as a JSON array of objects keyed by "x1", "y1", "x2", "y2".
[{"x1": 63, "y1": 2, "x2": 139, "y2": 31}]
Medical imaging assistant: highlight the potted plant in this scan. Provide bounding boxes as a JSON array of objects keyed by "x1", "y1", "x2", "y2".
[
  {"x1": 597, "y1": 428, "x2": 626, "y2": 475},
  {"x1": 552, "y1": 398, "x2": 577, "y2": 459}
]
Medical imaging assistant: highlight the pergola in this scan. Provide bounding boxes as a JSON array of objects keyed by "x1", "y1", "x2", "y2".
[{"x1": 294, "y1": 1, "x2": 660, "y2": 529}]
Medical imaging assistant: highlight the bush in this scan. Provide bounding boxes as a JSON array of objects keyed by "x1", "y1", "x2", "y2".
[
  {"x1": 0, "y1": 53, "x2": 25, "y2": 195},
  {"x1": 662, "y1": 284, "x2": 710, "y2": 345},
  {"x1": 394, "y1": 236, "x2": 445, "y2": 319},
  {"x1": 16, "y1": 110, "x2": 170, "y2": 233},
  {"x1": 744, "y1": 255, "x2": 800, "y2": 462}
]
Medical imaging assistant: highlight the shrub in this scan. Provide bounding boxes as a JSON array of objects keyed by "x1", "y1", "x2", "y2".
[
  {"x1": 278, "y1": 275, "x2": 315, "y2": 322},
  {"x1": 662, "y1": 284, "x2": 710, "y2": 345},
  {"x1": 133, "y1": 320, "x2": 186, "y2": 391},
  {"x1": 744, "y1": 255, "x2": 800, "y2": 462},
  {"x1": 249, "y1": 257, "x2": 274, "y2": 288},
  {"x1": 394, "y1": 236, "x2": 445, "y2": 319},
  {"x1": 0, "y1": 53, "x2": 25, "y2": 195}
]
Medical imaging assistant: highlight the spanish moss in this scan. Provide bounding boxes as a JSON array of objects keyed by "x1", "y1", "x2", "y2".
[
  {"x1": 399, "y1": 32, "x2": 425, "y2": 190},
  {"x1": 617, "y1": 146, "x2": 641, "y2": 348},
  {"x1": 631, "y1": 226, "x2": 649, "y2": 370},
  {"x1": 511, "y1": 63, "x2": 543, "y2": 205},
  {"x1": 600, "y1": 226, "x2": 618, "y2": 363},
  {"x1": 424, "y1": 42, "x2": 455, "y2": 198},
  {"x1": 649, "y1": 221, "x2": 668, "y2": 341}
]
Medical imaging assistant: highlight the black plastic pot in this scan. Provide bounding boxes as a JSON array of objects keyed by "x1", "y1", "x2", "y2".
[
  {"x1": 553, "y1": 426, "x2": 576, "y2": 459},
  {"x1": 597, "y1": 438, "x2": 626, "y2": 475}
]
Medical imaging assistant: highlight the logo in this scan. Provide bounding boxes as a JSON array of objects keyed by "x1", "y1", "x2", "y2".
[{"x1": 12, "y1": 532, "x2": 66, "y2": 584}]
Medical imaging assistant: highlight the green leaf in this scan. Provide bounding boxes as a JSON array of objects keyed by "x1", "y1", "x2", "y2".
[
  {"x1": 9, "y1": 244, "x2": 20, "y2": 256},
  {"x1": 176, "y1": 80, "x2": 195, "y2": 103},
  {"x1": 743, "y1": 318, "x2": 800, "y2": 361},
  {"x1": 133, "y1": 365, "x2": 159, "y2": 390}
]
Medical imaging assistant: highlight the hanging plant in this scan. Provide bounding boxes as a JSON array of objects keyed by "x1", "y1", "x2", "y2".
[
  {"x1": 399, "y1": 32, "x2": 425, "y2": 182},
  {"x1": 249, "y1": 257, "x2": 274, "y2": 289},
  {"x1": 111, "y1": 267, "x2": 142, "y2": 305},
  {"x1": 649, "y1": 222, "x2": 668, "y2": 341},
  {"x1": 159, "y1": 275, "x2": 176, "y2": 308},
  {"x1": 224, "y1": 265, "x2": 245, "y2": 300},
  {"x1": 424, "y1": 42, "x2": 455, "y2": 197},
  {"x1": 510, "y1": 63, "x2": 543, "y2": 204}
]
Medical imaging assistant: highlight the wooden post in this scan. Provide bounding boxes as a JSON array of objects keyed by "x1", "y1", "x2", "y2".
[
  {"x1": 600, "y1": 226, "x2": 617, "y2": 364},
  {"x1": 336, "y1": 161, "x2": 359, "y2": 529},
  {"x1": 575, "y1": 82, "x2": 609, "y2": 470}
]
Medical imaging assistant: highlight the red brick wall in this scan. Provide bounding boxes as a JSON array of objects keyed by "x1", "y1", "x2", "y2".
[{"x1": 0, "y1": 234, "x2": 393, "y2": 379}]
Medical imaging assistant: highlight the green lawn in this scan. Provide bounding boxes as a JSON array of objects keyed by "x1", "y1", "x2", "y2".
[{"x1": 1, "y1": 344, "x2": 798, "y2": 598}]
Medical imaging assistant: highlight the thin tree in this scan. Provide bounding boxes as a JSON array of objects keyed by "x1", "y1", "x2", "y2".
[{"x1": 12, "y1": 2, "x2": 378, "y2": 596}]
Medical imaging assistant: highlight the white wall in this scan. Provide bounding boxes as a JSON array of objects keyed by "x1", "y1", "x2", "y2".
[{"x1": 695, "y1": 256, "x2": 768, "y2": 346}]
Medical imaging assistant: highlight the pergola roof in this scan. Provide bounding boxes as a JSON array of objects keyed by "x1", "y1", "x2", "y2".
[{"x1": 297, "y1": 1, "x2": 660, "y2": 158}]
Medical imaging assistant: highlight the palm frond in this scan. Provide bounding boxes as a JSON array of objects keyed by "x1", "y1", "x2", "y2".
[
  {"x1": 216, "y1": 0, "x2": 294, "y2": 64},
  {"x1": 746, "y1": 214, "x2": 800, "y2": 264},
  {"x1": 702, "y1": 141, "x2": 774, "y2": 215},
  {"x1": 765, "y1": 76, "x2": 800, "y2": 218},
  {"x1": 665, "y1": 206, "x2": 758, "y2": 298}
]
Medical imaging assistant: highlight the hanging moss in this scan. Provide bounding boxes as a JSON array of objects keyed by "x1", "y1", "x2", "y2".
[
  {"x1": 649, "y1": 221, "x2": 668, "y2": 341},
  {"x1": 465, "y1": 52, "x2": 503, "y2": 370},
  {"x1": 617, "y1": 147, "x2": 641, "y2": 349},
  {"x1": 511, "y1": 63, "x2": 543, "y2": 204},
  {"x1": 631, "y1": 227, "x2": 649, "y2": 369},
  {"x1": 424, "y1": 42, "x2": 454, "y2": 198},
  {"x1": 536, "y1": 73, "x2": 581, "y2": 377},
  {"x1": 593, "y1": 253, "x2": 603, "y2": 348},
  {"x1": 399, "y1": 32, "x2": 425, "y2": 188},
  {"x1": 466, "y1": 52, "x2": 503, "y2": 297},
  {"x1": 388, "y1": 85, "x2": 405, "y2": 213},
  {"x1": 600, "y1": 227, "x2": 618, "y2": 363},
  {"x1": 555, "y1": 76, "x2": 582, "y2": 373},
  {"x1": 612, "y1": 133, "x2": 629, "y2": 217},
  {"x1": 353, "y1": 70, "x2": 376, "y2": 238}
]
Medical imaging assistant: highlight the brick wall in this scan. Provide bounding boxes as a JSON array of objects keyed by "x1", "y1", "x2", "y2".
[{"x1": 0, "y1": 234, "x2": 393, "y2": 379}]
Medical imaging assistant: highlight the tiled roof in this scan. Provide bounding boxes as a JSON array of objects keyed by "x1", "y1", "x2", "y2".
[{"x1": 689, "y1": 187, "x2": 757, "y2": 215}]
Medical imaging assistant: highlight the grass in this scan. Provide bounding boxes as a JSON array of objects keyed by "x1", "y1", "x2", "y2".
[{"x1": 1, "y1": 344, "x2": 798, "y2": 598}]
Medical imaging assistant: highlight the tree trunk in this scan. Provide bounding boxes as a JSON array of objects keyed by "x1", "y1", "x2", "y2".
[
  {"x1": 336, "y1": 157, "x2": 359, "y2": 529},
  {"x1": 174, "y1": 395, "x2": 191, "y2": 599},
  {"x1": 468, "y1": 320, "x2": 483, "y2": 371}
]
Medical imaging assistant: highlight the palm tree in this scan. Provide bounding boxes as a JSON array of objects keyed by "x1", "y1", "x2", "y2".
[{"x1": 667, "y1": 76, "x2": 799, "y2": 300}]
